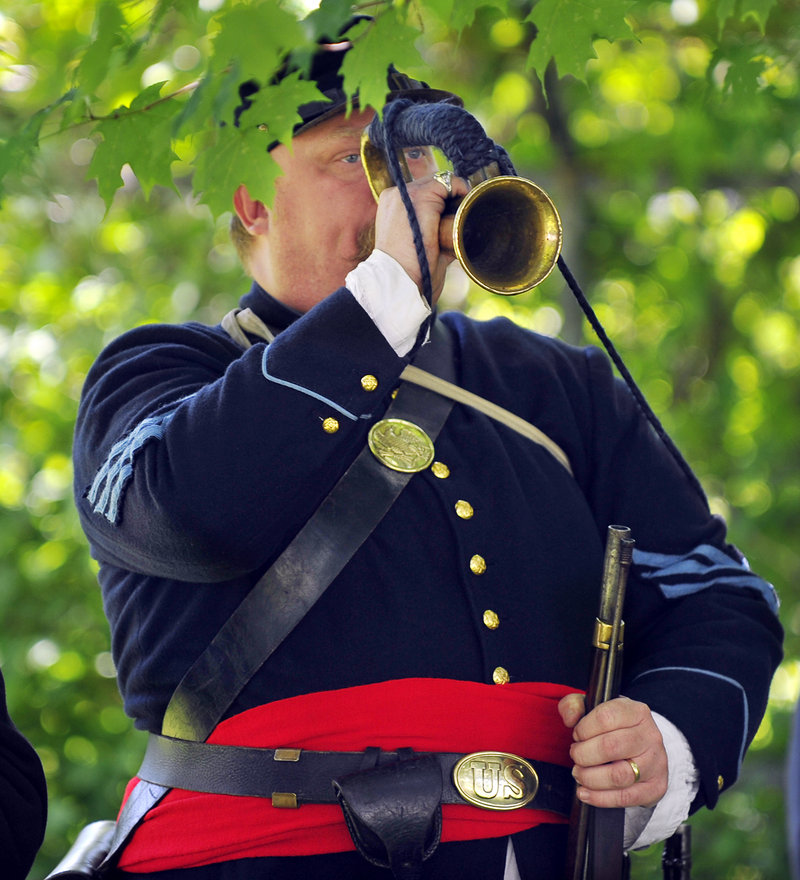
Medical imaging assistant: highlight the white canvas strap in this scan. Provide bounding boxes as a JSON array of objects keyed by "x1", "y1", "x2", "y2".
[{"x1": 399, "y1": 363, "x2": 572, "y2": 476}]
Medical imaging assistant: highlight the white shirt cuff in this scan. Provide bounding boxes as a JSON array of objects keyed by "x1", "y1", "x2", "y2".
[
  {"x1": 624, "y1": 711, "x2": 699, "y2": 850},
  {"x1": 346, "y1": 250, "x2": 431, "y2": 357}
]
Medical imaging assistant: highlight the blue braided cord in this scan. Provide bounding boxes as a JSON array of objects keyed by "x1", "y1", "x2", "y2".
[
  {"x1": 631, "y1": 666, "x2": 750, "y2": 773},
  {"x1": 87, "y1": 406, "x2": 183, "y2": 524},
  {"x1": 634, "y1": 544, "x2": 779, "y2": 613},
  {"x1": 261, "y1": 348, "x2": 366, "y2": 421},
  {"x1": 370, "y1": 100, "x2": 500, "y2": 178},
  {"x1": 380, "y1": 101, "x2": 435, "y2": 305},
  {"x1": 557, "y1": 255, "x2": 708, "y2": 503},
  {"x1": 493, "y1": 142, "x2": 517, "y2": 176}
]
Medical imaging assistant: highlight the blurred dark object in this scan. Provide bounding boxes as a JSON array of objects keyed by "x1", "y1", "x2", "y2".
[{"x1": 0, "y1": 666, "x2": 48, "y2": 880}]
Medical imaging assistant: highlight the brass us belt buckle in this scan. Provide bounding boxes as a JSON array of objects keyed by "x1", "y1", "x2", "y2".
[
  {"x1": 368, "y1": 418, "x2": 435, "y2": 473},
  {"x1": 453, "y1": 752, "x2": 539, "y2": 811}
]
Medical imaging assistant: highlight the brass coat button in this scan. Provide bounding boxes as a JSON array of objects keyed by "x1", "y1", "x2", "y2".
[
  {"x1": 493, "y1": 667, "x2": 510, "y2": 685},
  {"x1": 322, "y1": 417, "x2": 339, "y2": 434},
  {"x1": 361, "y1": 375, "x2": 378, "y2": 392},
  {"x1": 483, "y1": 610, "x2": 500, "y2": 630},
  {"x1": 431, "y1": 461, "x2": 450, "y2": 479},
  {"x1": 455, "y1": 500, "x2": 474, "y2": 519},
  {"x1": 717, "y1": 775, "x2": 724, "y2": 791},
  {"x1": 470, "y1": 555, "x2": 487, "y2": 575}
]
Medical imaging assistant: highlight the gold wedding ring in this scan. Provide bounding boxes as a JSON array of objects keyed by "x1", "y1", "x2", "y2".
[
  {"x1": 433, "y1": 170, "x2": 453, "y2": 196},
  {"x1": 627, "y1": 759, "x2": 640, "y2": 784}
]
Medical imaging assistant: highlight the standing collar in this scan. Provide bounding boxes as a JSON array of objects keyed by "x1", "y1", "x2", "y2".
[{"x1": 238, "y1": 281, "x2": 304, "y2": 335}]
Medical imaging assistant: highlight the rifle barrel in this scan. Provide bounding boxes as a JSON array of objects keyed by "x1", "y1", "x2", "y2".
[{"x1": 564, "y1": 525, "x2": 635, "y2": 880}]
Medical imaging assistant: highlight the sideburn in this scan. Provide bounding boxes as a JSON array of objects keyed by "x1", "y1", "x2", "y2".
[{"x1": 353, "y1": 224, "x2": 376, "y2": 264}]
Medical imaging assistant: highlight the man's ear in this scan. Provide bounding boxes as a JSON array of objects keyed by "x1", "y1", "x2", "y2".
[{"x1": 233, "y1": 184, "x2": 270, "y2": 235}]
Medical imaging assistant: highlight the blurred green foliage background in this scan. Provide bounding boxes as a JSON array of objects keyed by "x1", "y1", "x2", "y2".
[{"x1": 1, "y1": 1, "x2": 798, "y2": 877}]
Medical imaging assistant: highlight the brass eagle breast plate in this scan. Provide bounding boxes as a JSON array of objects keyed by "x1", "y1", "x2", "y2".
[{"x1": 368, "y1": 418, "x2": 435, "y2": 473}]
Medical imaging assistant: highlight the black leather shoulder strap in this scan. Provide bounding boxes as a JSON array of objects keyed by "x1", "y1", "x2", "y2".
[
  {"x1": 163, "y1": 321, "x2": 455, "y2": 741},
  {"x1": 99, "y1": 322, "x2": 457, "y2": 871}
]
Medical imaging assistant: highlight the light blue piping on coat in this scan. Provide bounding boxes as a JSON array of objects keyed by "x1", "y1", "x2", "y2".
[
  {"x1": 87, "y1": 406, "x2": 181, "y2": 524},
  {"x1": 261, "y1": 349, "x2": 371, "y2": 420},
  {"x1": 633, "y1": 544, "x2": 779, "y2": 614},
  {"x1": 631, "y1": 666, "x2": 749, "y2": 774}
]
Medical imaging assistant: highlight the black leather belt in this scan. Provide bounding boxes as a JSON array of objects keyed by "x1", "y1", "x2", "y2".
[{"x1": 138, "y1": 733, "x2": 573, "y2": 818}]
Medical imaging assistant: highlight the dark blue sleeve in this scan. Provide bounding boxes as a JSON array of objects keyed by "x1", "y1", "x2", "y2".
[
  {"x1": 576, "y1": 345, "x2": 782, "y2": 812},
  {"x1": 73, "y1": 289, "x2": 408, "y2": 581}
]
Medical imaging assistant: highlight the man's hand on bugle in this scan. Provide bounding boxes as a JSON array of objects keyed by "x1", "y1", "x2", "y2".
[
  {"x1": 373, "y1": 171, "x2": 469, "y2": 303},
  {"x1": 559, "y1": 694, "x2": 669, "y2": 809}
]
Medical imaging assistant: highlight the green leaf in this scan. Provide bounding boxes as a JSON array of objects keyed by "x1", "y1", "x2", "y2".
[
  {"x1": 0, "y1": 108, "x2": 48, "y2": 205},
  {"x1": 127, "y1": 84, "x2": 182, "y2": 198},
  {"x1": 57, "y1": 90, "x2": 90, "y2": 133},
  {"x1": 85, "y1": 137, "x2": 122, "y2": 212},
  {"x1": 148, "y1": 0, "x2": 198, "y2": 38},
  {"x1": 715, "y1": 0, "x2": 775, "y2": 33},
  {"x1": 88, "y1": 83, "x2": 181, "y2": 210},
  {"x1": 417, "y1": 0, "x2": 508, "y2": 30},
  {"x1": 340, "y1": 13, "x2": 426, "y2": 118},
  {"x1": 716, "y1": 0, "x2": 738, "y2": 33},
  {"x1": 239, "y1": 74, "x2": 329, "y2": 149},
  {"x1": 451, "y1": 0, "x2": 508, "y2": 31},
  {"x1": 304, "y1": 0, "x2": 367, "y2": 41},
  {"x1": 526, "y1": 0, "x2": 635, "y2": 84},
  {"x1": 75, "y1": 0, "x2": 128, "y2": 94},
  {"x1": 210, "y1": 0, "x2": 305, "y2": 87},
  {"x1": 193, "y1": 124, "x2": 280, "y2": 218},
  {"x1": 172, "y1": 67, "x2": 243, "y2": 139},
  {"x1": 711, "y1": 45, "x2": 769, "y2": 103},
  {"x1": 416, "y1": 0, "x2": 455, "y2": 24},
  {"x1": 172, "y1": 73, "x2": 217, "y2": 139},
  {"x1": 741, "y1": 0, "x2": 778, "y2": 32}
]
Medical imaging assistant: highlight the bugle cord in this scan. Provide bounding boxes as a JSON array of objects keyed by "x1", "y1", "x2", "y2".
[{"x1": 565, "y1": 525, "x2": 635, "y2": 880}]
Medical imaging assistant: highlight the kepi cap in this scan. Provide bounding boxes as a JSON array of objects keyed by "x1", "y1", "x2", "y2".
[{"x1": 234, "y1": 18, "x2": 461, "y2": 145}]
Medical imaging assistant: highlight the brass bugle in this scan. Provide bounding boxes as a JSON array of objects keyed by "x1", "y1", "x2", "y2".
[{"x1": 361, "y1": 136, "x2": 563, "y2": 295}]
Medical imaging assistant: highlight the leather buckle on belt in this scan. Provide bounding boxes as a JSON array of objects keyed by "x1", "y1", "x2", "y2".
[{"x1": 452, "y1": 751, "x2": 539, "y2": 811}]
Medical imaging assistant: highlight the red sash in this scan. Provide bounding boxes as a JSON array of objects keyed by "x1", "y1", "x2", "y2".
[{"x1": 118, "y1": 678, "x2": 576, "y2": 872}]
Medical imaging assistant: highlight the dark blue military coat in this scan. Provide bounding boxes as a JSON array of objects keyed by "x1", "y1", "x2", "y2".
[{"x1": 72, "y1": 282, "x2": 782, "y2": 879}]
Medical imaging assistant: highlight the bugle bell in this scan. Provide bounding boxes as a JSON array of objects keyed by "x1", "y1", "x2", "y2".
[
  {"x1": 452, "y1": 173, "x2": 562, "y2": 294},
  {"x1": 361, "y1": 136, "x2": 563, "y2": 295}
]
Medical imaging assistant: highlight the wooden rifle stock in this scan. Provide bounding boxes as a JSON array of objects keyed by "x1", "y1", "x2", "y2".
[{"x1": 565, "y1": 525, "x2": 635, "y2": 880}]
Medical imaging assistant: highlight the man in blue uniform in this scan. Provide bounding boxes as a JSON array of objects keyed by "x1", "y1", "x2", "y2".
[{"x1": 72, "y1": 32, "x2": 782, "y2": 880}]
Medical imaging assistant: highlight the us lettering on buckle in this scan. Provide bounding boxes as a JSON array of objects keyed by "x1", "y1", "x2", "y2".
[{"x1": 453, "y1": 751, "x2": 539, "y2": 811}]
